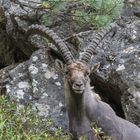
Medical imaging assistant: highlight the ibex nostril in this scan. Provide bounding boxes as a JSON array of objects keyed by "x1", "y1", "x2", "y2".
[{"x1": 75, "y1": 81, "x2": 83, "y2": 87}]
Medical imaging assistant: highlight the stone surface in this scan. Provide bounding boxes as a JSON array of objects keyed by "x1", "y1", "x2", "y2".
[
  {"x1": 0, "y1": 0, "x2": 68, "y2": 129},
  {"x1": 73, "y1": 18, "x2": 140, "y2": 126},
  {"x1": 3, "y1": 18, "x2": 140, "y2": 128},
  {"x1": 123, "y1": 0, "x2": 140, "y2": 17},
  {"x1": 5, "y1": 49, "x2": 68, "y2": 129},
  {"x1": 0, "y1": 0, "x2": 140, "y2": 129},
  {"x1": 0, "y1": 0, "x2": 44, "y2": 68}
]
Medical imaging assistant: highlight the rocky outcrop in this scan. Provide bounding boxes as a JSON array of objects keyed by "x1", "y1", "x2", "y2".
[
  {"x1": 94, "y1": 20, "x2": 140, "y2": 126},
  {"x1": 0, "y1": 0, "x2": 68, "y2": 129},
  {"x1": 0, "y1": 0, "x2": 140, "y2": 129},
  {"x1": 1, "y1": 18, "x2": 139, "y2": 129},
  {"x1": 73, "y1": 18, "x2": 140, "y2": 126},
  {"x1": 0, "y1": 0, "x2": 44, "y2": 68},
  {"x1": 5, "y1": 49, "x2": 68, "y2": 129}
]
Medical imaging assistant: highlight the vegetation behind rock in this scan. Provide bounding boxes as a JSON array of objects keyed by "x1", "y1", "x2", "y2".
[{"x1": 42, "y1": 0, "x2": 124, "y2": 28}]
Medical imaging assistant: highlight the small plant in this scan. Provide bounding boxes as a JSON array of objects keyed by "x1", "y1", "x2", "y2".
[
  {"x1": 91, "y1": 122, "x2": 112, "y2": 140},
  {"x1": 42, "y1": 0, "x2": 124, "y2": 28},
  {"x1": 0, "y1": 95, "x2": 112, "y2": 139},
  {"x1": 0, "y1": 96, "x2": 71, "y2": 140}
]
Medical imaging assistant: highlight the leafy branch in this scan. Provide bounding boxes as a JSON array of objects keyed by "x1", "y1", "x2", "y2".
[{"x1": 42, "y1": 0, "x2": 124, "y2": 28}]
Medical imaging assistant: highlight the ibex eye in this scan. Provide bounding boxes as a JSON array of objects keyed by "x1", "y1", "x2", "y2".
[
  {"x1": 65, "y1": 70, "x2": 70, "y2": 75},
  {"x1": 85, "y1": 71, "x2": 90, "y2": 76}
]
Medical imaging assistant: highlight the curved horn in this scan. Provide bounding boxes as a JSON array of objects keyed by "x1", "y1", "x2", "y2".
[
  {"x1": 80, "y1": 23, "x2": 117, "y2": 64},
  {"x1": 26, "y1": 24, "x2": 74, "y2": 65}
]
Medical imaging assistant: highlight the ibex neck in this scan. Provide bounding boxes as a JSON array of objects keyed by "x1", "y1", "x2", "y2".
[
  {"x1": 64, "y1": 80, "x2": 85, "y2": 120},
  {"x1": 70, "y1": 94, "x2": 85, "y2": 119}
]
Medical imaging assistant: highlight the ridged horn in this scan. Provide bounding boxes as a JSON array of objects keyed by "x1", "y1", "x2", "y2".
[
  {"x1": 26, "y1": 24, "x2": 75, "y2": 65},
  {"x1": 80, "y1": 23, "x2": 117, "y2": 64}
]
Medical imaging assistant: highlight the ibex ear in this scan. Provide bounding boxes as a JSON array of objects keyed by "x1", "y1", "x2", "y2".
[
  {"x1": 55, "y1": 59, "x2": 65, "y2": 73},
  {"x1": 90, "y1": 63, "x2": 100, "y2": 73}
]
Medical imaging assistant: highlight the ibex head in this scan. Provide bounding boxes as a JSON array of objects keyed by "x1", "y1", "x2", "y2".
[
  {"x1": 27, "y1": 23, "x2": 116, "y2": 95},
  {"x1": 64, "y1": 61, "x2": 90, "y2": 94}
]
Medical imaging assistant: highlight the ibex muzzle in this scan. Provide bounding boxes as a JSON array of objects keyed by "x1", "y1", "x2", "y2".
[{"x1": 65, "y1": 61, "x2": 90, "y2": 95}]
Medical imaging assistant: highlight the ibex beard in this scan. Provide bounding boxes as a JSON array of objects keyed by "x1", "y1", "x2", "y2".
[{"x1": 65, "y1": 61, "x2": 90, "y2": 95}]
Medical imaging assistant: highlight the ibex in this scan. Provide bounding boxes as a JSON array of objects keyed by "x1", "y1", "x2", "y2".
[{"x1": 26, "y1": 24, "x2": 140, "y2": 140}]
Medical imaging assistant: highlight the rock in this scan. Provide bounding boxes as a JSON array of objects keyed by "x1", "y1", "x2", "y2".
[
  {"x1": 0, "y1": 0, "x2": 70, "y2": 130},
  {"x1": 4, "y1": 18, "x2": 140, "y2": 129},
  {"x1": 0, "y1": 64, "x2": 17, "y2": 95},
  {"x1": 28, "y1": 49, "x2": 68, "y2": 129},
  {"x1": 6, "y1": 61, "x2": 32, "y2": 105},
  {"x1": 73, "y1": 18, "x2": 140, "y2": 126},
  {"x1": 5, "y1": 48, "x2": 68, "y2": 129},
  {"x1": 123, "y1": 0, "x2": 140, "y2": 17},
  {"x1": 0, "y1": 0, "x2": 139, "y2": 129},
  {"x1": 0, "y1": 0, "x2": 44, "y2": 68}
]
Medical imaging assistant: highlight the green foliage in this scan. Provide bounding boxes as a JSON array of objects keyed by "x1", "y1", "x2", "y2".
[
  {"x1": 42, "y1": 0, "x2": 124, "y2": 28},
  {"x1": 0, "y1": 96, "x2": 71, "y2": 140},
  {"x1": 91, "y1": 122, "x2": 112, "y2": 140},
  {"x1": 0, "y1": 96, "x2": 112, "y2": 139}
]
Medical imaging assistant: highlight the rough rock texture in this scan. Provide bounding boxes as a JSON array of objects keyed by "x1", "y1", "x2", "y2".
[
  {"x1": 0, "y1": 0, "x2": 140, "y2": 129},
  {"x1": 123, "y1": 0, "x2": 140, "y2": 18},
  {"x1": 97, "y1": 20, "x2": 140, "y2": 126},
  {"x1": 0, "y1": 0, "x2": 68, "y2": 129},
  {"x1": 0, "y1": 0, "x2": 43, "y2": 68},
  {"x1": 6, "y1": 48, "x2": 68, "y2": 129},
  {"x1": 2, "y1": 18, "x2": 139, "y2": 129},
  {"x1": 73, "y1": 18, "x2": 140, "y2": 126}
]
